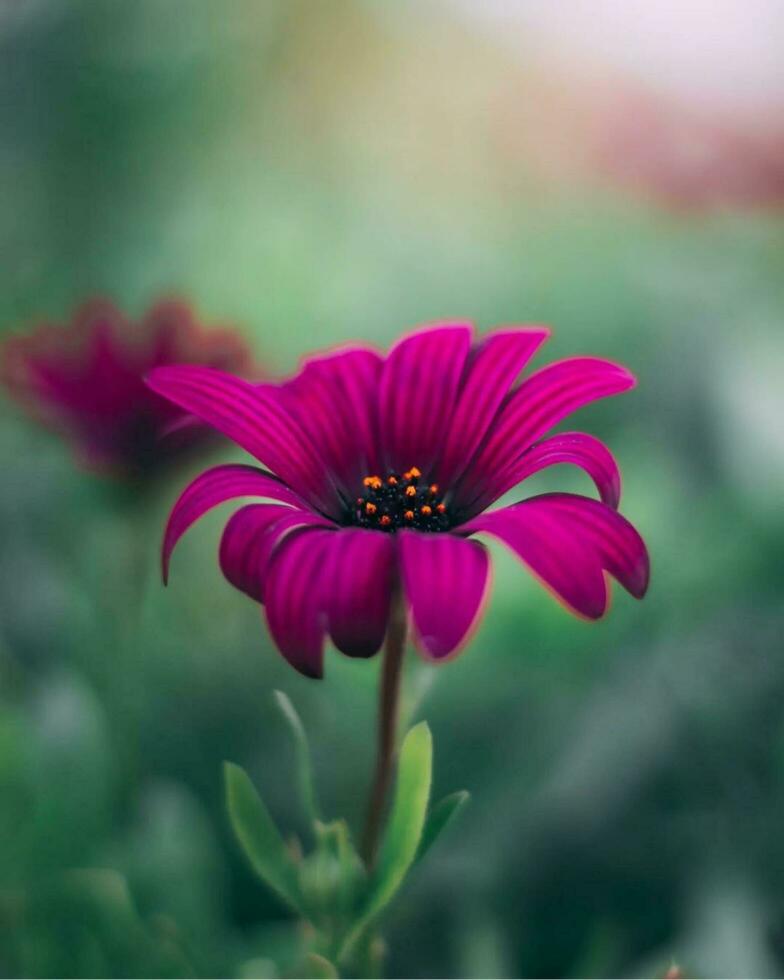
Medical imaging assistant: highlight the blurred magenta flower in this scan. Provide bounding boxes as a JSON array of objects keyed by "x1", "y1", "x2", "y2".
[
  {"x1": 149, "y1": 323, "x2": 649, "y2": 677},
  {"x1": 596, "y1": 89, "x2": 784, "y2": 209},
  {"x1": 2, "y1": 298, "x2": 255, "y2": 479}
]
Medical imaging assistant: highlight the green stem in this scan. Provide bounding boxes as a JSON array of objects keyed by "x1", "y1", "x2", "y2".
[{"x1": 360, "y1": 591, "x2": 407, "y2": 867}]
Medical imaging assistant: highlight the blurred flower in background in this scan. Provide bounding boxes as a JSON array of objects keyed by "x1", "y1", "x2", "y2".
[
  {"x1": 1, "y1": 298, "x2": 256, "y2": 480},
  {"x1": 460, "y1": 0, "x2": 784, "y2": 208},
  {"x1": 595, "y1": 86, "x2": 784, "y2": 209}
]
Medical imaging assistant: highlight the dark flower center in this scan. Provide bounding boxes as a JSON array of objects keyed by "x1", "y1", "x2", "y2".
[{"x1": 350, "y1": 466, "x2": 451, "y2": 533}]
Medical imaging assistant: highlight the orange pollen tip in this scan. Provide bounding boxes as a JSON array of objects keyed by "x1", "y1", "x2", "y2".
[
  {"x1": 363, "y1": 475, "x2": 382, "y2": 488},
  {"x1": 420, "y1": 505, "x2": 432, "y2": 516},
  {"x1": 436, "y1": 503, "x2": 446, "y2": 514},
  {"x1": 404, "y1": 510, "x2": 414, "y2": 521},
  {"x1": 365, "y1": 502, "x2": 377, "y2": 515},
  {"x1": 387, "y1": 476, "x2": 398, "y2": 485},
  {"x1": 429, "y1": 484, "x2": 439, "y2": 494},
  {"x1": 379, "y1": 515, "x2": 391, "y2": 526},
  {"x1": 405, "y1": 485, "x2": 416, "y2": 497},
  {"x1": 408, "y1": 466, "x2": 421, "y2": 478}
]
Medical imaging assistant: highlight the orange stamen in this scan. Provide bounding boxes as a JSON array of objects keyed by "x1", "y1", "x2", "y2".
[
  {"x1": 405, "y1": 485, "x2": 416, "y2": 498},
  {"x1": 379, "y1": 514, "x2": 391, "y2": 527},
  {"x1": 421, "y1": 505, "x2": 432, "y2": 517},
  {"x1": 387, "y1": 475, "x2": 398, "y2": 486},
  {"x1": 436, "y1": 503, "x2": 446, "y2": 514},
  {"x1": 365, "y1": 502, "x2": 377, "y2": 515},
  {"x1": 429, "y1": 484, "x2": 439, "y2": 495},
  {"x1": 404, "y1": 510, "x2": 414, "y2": 521}
]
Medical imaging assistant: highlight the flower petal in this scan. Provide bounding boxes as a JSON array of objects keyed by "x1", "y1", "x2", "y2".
[
  {"x1": 219, "y1": 504, "x2": 330, "y2": 602},
  {"x1": 281, "y1": 346, "x2": 383, "y2": 495},
  {"x1": 460, "y1": 499, "x2": 608, "y2": 619},
  {"x1": 144, "y1": 299, "x2": 255, "y2": 378},
  {"x1": 435, "y1": 327, "x2": 550, "y2": 488},
  {"x1": 323, "y1": 528, "x2": 395, "y2": 658},
  {"x1": 146, "y1": 366, "x2": 335, "y2": 513},
  {"x1": 263, "y1": 528, "x2": 336, "y2": 678},
  {"x1": 379, "y1": 324, "x2": 472, "y2": 476},
  {"x1": 399, "y1": 531, "x2": 490, "y2": 660},
  {"x1": 531, "y1": 493, "x2": 650, "y2": 598},
  {"x1": 455, "y1": 357, "x2": 635, "y2": 508},
  {"x1": 162, "y1": 464, "x2": 309, "y2": 583},
  {"x1": 462, "y1": 431, "x2": 622, "y2": 517}
]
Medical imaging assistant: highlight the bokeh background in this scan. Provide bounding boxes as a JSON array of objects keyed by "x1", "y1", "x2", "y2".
[{"x1": 2, "y1": 1, "x2": 784, "y2": 977}]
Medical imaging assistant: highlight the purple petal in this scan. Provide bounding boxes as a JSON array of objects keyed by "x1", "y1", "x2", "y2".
[
  {"x1": 219, "y1": 504, "x2": 331, "y2": 602},
  {"x1": 281, "y1": 347, "x2": 383, "y2": 495},
  {"x1": 436, "y1": 327, "x2": 550, "y2": 488},
  {"x1": 323, "y1": 528, "x2": 395, "y2": 658},
  {"x1": 159, "y1": 412, "x2": 202, "y2": 439},
  {"x1": 379, "y1": 324, "x2": 472, "y2": 476},
  {"x1": 462, "y1": 431, "x2": 622, "y2": 517},
  {"x1": 263, "y1": 528, "x2": 336, "y2": 678},
  {"x1": 399, "y1": 531, "x2": 490, "y2": 660},
  {"x1": 530, "y1": 493, "x2": 650, "y2": 598},
  {"x1": 455, "y1": 357, "x2": 635, "y2": 508},
  {"x1": 460, "y1": 499, "x2": 608, "y2": 619},
  {"x1": 146, "y1": 366, "x2": 336, "y2": 513},
  {"x1": 162, "y1": 464, "x2": 309, "y2": 583}
]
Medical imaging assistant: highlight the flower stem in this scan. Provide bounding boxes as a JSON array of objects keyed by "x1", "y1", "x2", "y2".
[{"x1": 361, "y1": 592, "x2": 407, "y2": 867}]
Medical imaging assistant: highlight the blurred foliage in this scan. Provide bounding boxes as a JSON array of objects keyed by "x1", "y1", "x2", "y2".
[{"x1": 1, "y1": 1, "x2": 784, "y2": 977}]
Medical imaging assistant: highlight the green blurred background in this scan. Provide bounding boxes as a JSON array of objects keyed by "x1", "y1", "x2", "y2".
[{"x1": 2, "y1": 1, "x2": 784, "y2": 977}]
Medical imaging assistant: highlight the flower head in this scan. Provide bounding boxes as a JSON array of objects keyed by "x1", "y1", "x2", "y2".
[
  {"x1": 2, "y1": 298, "x2": 255, "y2": 479},
  {"x1": 148, "y1": 323, "x2": 649, "y2": 678}
]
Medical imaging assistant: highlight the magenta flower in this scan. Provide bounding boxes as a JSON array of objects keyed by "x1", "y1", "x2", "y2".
[
  {"x1": 597, "y1": 90, "x2": 784, "y2": 209},
  {"x1": 2, "y1": 298, "x2": 255, "y2": 479},
  {"x1": 148, "y1": 323, "x2": 649, "y2": 678}
]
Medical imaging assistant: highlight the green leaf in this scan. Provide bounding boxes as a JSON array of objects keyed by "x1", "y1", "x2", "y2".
[
  {"x1": 356, "y1": 933, "x2": 387, "y2": 980},
  {"x1": 415, "y1": 790, "x2": 470, "y2": 864},
  {"x1": 304, "y1": 819, "x2": 365, "y2": 921},
  {"x1": 339, "y1": 722, "x2": 432, "y2": 961},
  {"x1": 315, "y1": 818, "x2": 364, "y2": 885},
  {"x1": 367, "y1": 721, "x2": 432, "y2": 916},
  {"x1": 274, "y1": 690, "x2": 321, "y2": 828},
  {"x1": 301, "y1": 953, "x2": 338, "y2": 979},
  {"x1": 224, "y1": 761, "x2": 302, "y2": 913}
]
